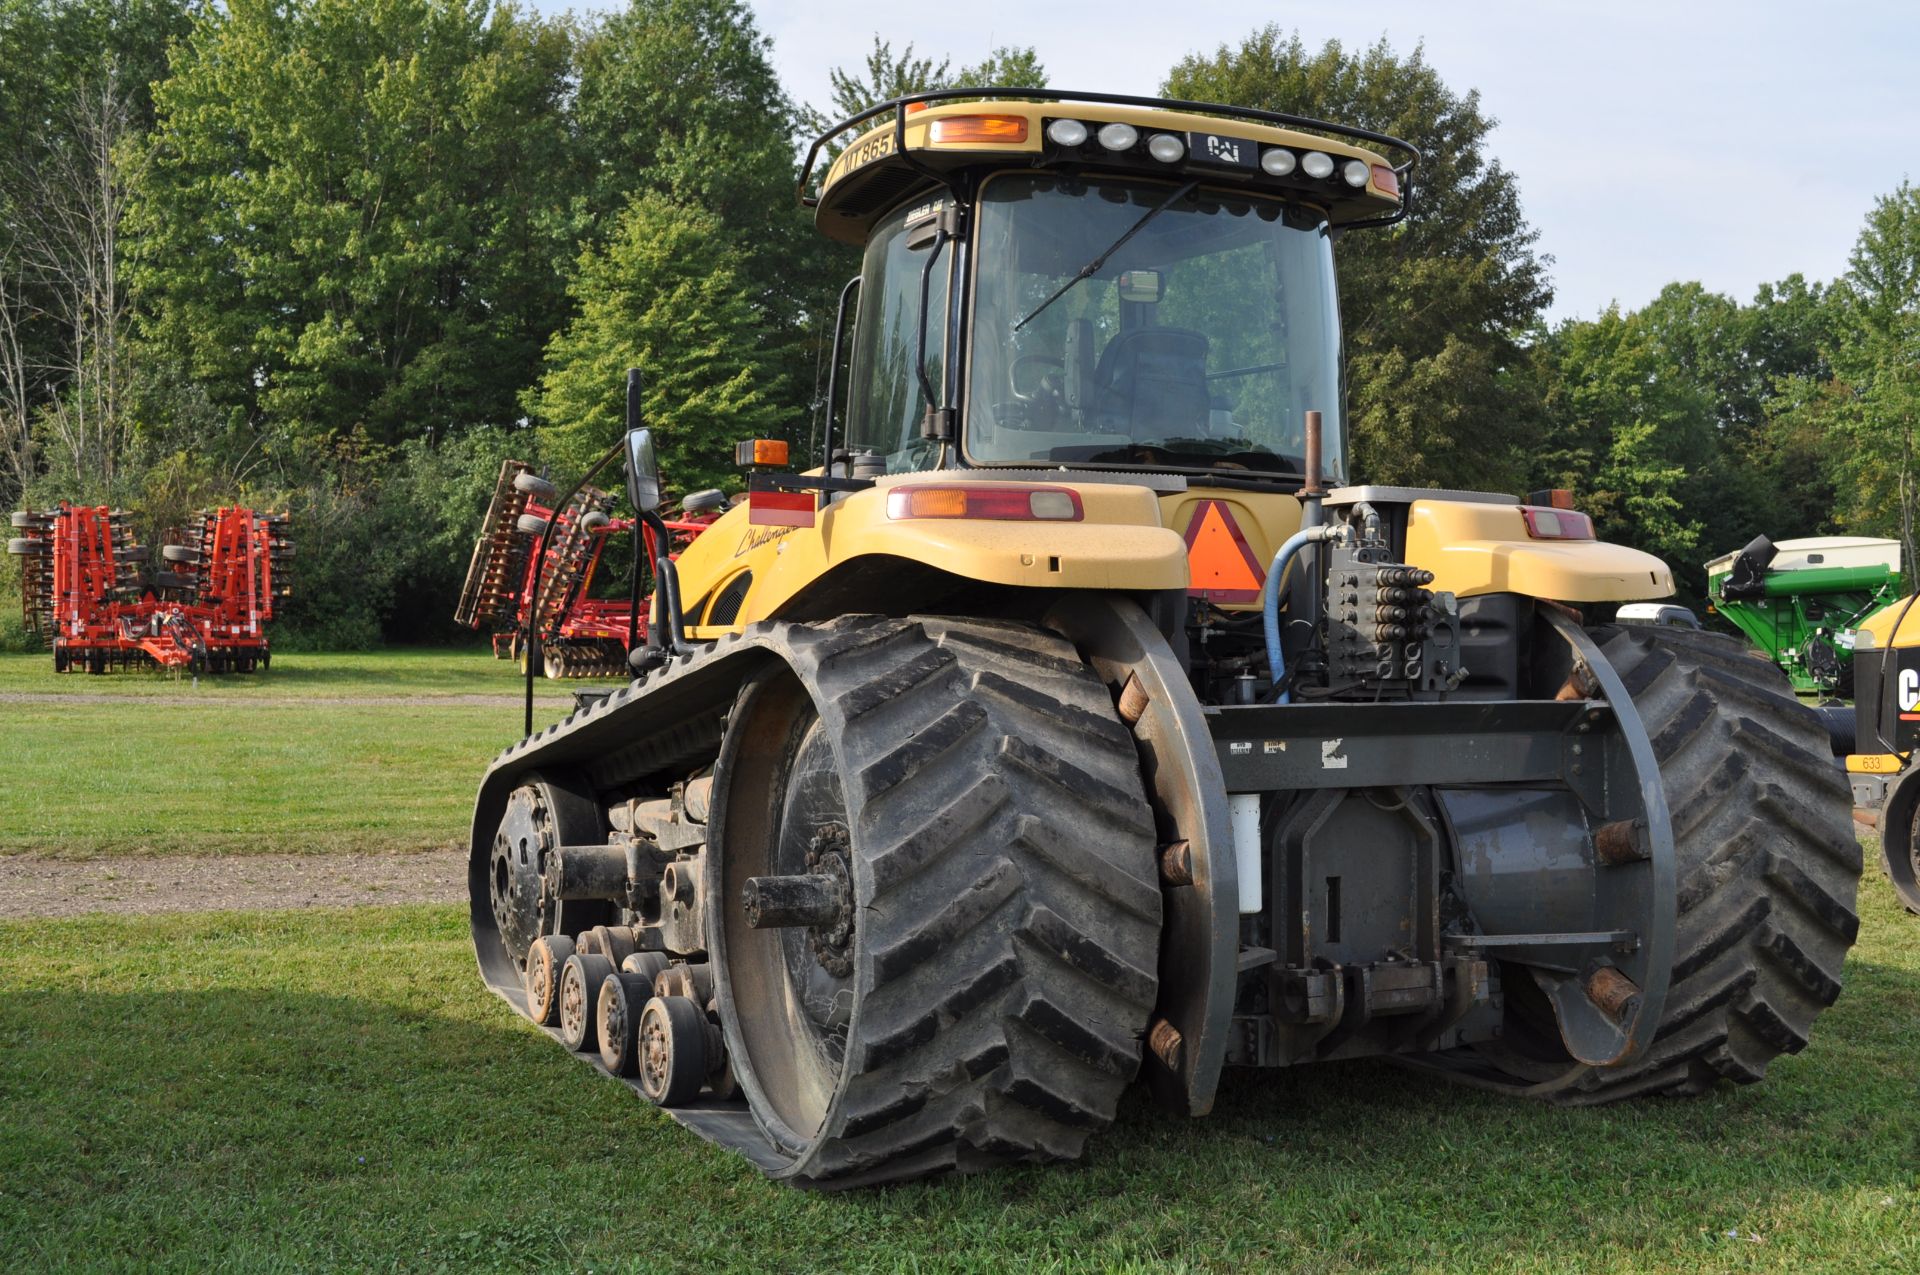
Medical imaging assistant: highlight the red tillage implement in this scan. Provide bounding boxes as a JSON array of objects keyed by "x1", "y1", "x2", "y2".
[
  {"x1": 6, "y1": 504, "x2": 290, "y2": 673},
  {"x1": 454, "y1": 460, "x2": 721, "y2": 678}
]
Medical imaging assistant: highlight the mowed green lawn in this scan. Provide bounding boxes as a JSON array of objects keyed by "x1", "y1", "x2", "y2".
[
  {"x1": 0, "y1": 649, "x2": 616, "y2": 856},
  {"x1": 0, "y1": 880, "x2": 1915, "y2": 1272}
]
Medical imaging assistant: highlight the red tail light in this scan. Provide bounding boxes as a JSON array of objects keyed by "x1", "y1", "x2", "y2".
[
  {"x1": 1520, "y1": 506, "x2": 1595, "y2": 540},
  {"x1": 886, "y1": 485, "x2": 1083, "y2": 522}
]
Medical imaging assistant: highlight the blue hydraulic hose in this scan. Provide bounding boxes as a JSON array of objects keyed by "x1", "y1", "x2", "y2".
[{"x1": 1263, "y1": 528, "x2": 1328, "y2": 705}]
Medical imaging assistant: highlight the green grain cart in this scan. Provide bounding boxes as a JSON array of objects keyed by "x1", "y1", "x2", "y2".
[{"x1": 1707, "y1": 535, "x2": 1903, "y2": 697}]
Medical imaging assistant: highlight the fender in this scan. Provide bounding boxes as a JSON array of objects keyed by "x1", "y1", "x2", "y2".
[
  {"x1": 672, "y1": 477, "x2": 1188, "y2": 634},
  {"x1": 1404, "y1": 500, "x2": 1675, "y2": 602}
]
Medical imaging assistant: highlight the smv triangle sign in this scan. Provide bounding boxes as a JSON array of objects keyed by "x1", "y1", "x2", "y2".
[{"x1": 1182, "y1": 499, "x2": 1266, "y2": 604}]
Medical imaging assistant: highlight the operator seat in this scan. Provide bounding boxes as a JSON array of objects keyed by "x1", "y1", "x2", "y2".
[{"x1": 1092, "y1": 327, "x2": 1212, "y2": 439}]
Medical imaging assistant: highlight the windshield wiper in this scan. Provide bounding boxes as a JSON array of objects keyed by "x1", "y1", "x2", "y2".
[{"x1": 1013, "y1": 180, "x2": 1198, "y2": 333}]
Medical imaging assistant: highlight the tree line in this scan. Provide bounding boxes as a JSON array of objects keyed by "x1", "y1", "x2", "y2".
[{"x1": 2, "y1": 1, "x2": 1915, "y2": 648}]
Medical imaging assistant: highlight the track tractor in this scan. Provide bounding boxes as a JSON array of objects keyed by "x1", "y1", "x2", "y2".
[
  {"x1": 469, "y1": 90, "x2": 1862, "y2": 1188},
  {"x1": 1833, "y1": 597, "x2": 1920, "y2": 914},
  {"x1": 454, "y1": 459, "x2": 724, "y2": 677},
  {"x1": 7, "y1": 503, "x2": 288, "y2": 673}
]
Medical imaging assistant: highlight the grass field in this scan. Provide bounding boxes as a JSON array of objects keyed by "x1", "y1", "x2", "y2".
[
  {"x1": 0, "y1": 880, "x2": 1914, "y2": 1272},
  {"x1": 0, "y1": 649, "x2": 615, "y2": 857}
]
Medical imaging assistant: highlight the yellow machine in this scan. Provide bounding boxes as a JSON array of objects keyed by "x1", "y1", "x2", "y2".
[
  {"x1": 470, "y1": 90, "x2": 1861, "y2": 1187},
  {"x1": 1841, "y1": 598, "x2": 1920, "y2": 912}
]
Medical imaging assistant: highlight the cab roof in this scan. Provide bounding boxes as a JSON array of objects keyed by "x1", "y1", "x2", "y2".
[{"x1": 802, "y1": 88, "x2": 1418, "y2": 246}]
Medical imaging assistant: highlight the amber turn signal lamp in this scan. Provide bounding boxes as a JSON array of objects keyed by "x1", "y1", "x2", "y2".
[
  {"x1": 735, "y1": 439, "x2": 790, "y2": 467},
  {"x1": 928, "y1": 115, "x2": 1030, "y2": 144}
]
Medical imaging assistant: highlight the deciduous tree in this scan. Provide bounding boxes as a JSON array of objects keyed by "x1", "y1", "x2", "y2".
[
  {"x1": 529, "y1": 194, "x2": 787, "y2": 496},
  {"x1": 1166, "y1": 31, "x2": 1550, "y2": 492},
  {"x1": 125, "y1": 0, "x2": 578, "y2": 460}
]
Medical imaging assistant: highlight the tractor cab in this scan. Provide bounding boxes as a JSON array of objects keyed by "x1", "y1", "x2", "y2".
[{"x1": 807, "y1": 91, "x2": 1411, "y2": 488}]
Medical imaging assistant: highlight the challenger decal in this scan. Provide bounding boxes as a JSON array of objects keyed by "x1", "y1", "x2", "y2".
[{"x1": 735, "y1": 523, "x2": 799, "y2": 555}]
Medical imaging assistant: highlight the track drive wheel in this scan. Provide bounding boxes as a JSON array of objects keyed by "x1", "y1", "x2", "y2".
[
  {"x1": 710, "y1": 616, "x2": 1162, "y2": 1187},
  {"x1": 1480, "y1": 626, "x2": 1861, "y2": 1101},
  {"x1": 472, "y1": 772, "x2": 615, "y2": 993}
]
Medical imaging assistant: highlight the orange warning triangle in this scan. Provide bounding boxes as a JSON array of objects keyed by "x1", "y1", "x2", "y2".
[{"x1": 1182, "y1": 500, "x2": 1266, "y2": 603}]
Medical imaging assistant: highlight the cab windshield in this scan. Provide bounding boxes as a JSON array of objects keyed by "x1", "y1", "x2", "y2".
[{"x1": 966, "y1": 174, "x2": 1345, "y2": 481}]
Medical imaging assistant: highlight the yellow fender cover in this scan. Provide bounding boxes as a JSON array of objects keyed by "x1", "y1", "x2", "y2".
[
  {"x1": 1404, "y1": 500, "x2": 1675, "y2": 602},
  {"x1": 674, "y1": 477, "x2": 1188, "y2": 634}
]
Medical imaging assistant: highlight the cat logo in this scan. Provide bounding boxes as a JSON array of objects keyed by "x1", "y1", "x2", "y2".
[{"x1": 1900, "y1": 666, "x2": 1920, "y2": 715}]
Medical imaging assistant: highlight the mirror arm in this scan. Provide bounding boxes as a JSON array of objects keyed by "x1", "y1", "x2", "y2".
[
  {"x1": 913, "y1": 228, "x2": 948, "y2": 415},
  {"x1": 821, "y1": 274, "x2": 862, "y2": 498}
]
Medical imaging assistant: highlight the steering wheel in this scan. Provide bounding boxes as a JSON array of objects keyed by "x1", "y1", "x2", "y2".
[{"x1": 1010, "y1": 354, "x2": 1064, "y2": 402}]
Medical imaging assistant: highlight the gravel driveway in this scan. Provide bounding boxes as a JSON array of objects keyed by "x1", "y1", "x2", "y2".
[{"x1": 0, "y1": 850, "x2": 467, "y2": 919}]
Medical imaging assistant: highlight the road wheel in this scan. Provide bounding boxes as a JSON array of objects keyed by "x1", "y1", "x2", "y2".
[
  {"x1": 1481, "y1": 626, "x2": 1861, "y2": 1101},
  {"x1": 710, "y1": 616, "x2": 1162, "y2": 1187},
  {"x1": 525, "y1": 934, "x2": 576, "y2": 1026},
  {"x1": 637, "y1": 995, "x2": 708, "y2": 1106},
  {"x1": 559, "y1": 952, "x2": 615, "y2": 1051},
  {"x1": 597, "y1": 971, "x2": 654, "y2": 1076}
]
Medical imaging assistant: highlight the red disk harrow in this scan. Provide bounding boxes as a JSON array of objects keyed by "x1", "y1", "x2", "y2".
[
  {"x1": 7, "y1": 504, "x2": 290, "y2": 674},
  {"x1": 454, "y1": 460, "x2": 721, "y2": 677}
]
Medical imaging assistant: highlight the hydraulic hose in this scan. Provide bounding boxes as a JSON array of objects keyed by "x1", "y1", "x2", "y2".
[{"x1": 1262, "y1": 524, "x2": 1340, "y2": 704}]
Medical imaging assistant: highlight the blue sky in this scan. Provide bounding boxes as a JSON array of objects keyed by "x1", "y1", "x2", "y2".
[{"x1": 531, "y1": 0, "x2": 1919, "y2": 322}]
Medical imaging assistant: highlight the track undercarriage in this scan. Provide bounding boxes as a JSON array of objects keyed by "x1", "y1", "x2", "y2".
[{"x1": 472, "y1": 602, "x2": 1859, "y2": 1186}]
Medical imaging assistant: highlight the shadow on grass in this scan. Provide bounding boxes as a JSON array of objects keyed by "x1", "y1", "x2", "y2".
[{"x1": 3, "y1": 949, "x2": 1915, "y2": 1271}]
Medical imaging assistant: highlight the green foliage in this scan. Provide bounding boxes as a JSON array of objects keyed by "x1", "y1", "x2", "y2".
[
  {"x1": 573, "y1": 0, "x2": 845, "y2": 471},
  {"x1": 1166, "y1": 31, "x2": 1550, "y2": 492},
  {"x1": 1529, "y1": 305, "x2": 1708, "y2": 565},
  {"x1": 270, "y1": 429, "x2": 523, "y2": 649},
  {"x1": 1818, "y1": 182, "x2": 1920, "y2": 560},
  {"x1": 529, "y1": 194, "x2": 785, "y2": 497},
  {"x1": 125, "y1": 0, "x2": 578, "y2": 454},
  {"x1": 807, "y1": 36, "x2": 1048, "y2": 130}
]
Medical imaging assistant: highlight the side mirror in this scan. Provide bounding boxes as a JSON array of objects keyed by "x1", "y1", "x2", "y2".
[
  {"x1": 625, "y1": 427, "x2": 661, "y2": 514},
  {"x1": 623, "y1": 366, "x2": 661, "y2": 514}
]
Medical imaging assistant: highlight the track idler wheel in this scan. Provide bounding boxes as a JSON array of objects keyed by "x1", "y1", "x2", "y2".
[
  {"x1": 637, "y1": 995, "x2": 708, "y2": 1107},
  {"x1": 525, "y1": 934, "x2": 577, "y2": 1026},
  {"x1": 559, "y1": 952, "x2": 616, "y2": 1051}
]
